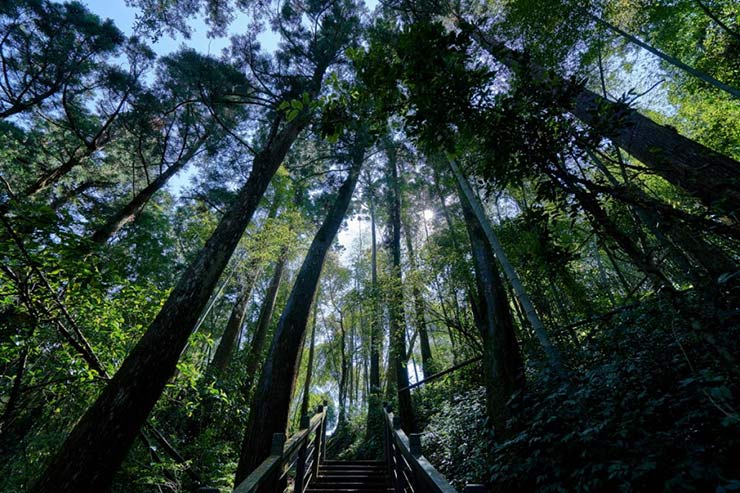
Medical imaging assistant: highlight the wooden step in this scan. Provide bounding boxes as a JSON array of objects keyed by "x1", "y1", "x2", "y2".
[
  {"x1": 305, "y1": 489, "x2": 394, "y2": 493},
  {"x1": 313, "y1": 476, "x2": 391, "y2": 484},
  {"x1": 307, "y1": 460, "x2": 391, "y2": 492}
]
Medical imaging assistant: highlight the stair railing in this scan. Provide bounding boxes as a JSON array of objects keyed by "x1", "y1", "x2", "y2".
[
  {"x1": 232, "y1": 404, "x2": 327, "y2": 493},
  {"x1": 383, "y1": 404, "x2": 487, "y2": 493}
]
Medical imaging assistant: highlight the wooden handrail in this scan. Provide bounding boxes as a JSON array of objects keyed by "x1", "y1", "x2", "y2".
[
  {"x1": 383, "y1": 405, "x2": 457, "y2": 493},
  {"x1": 383, "y1": 405, "x2": 487, "y2": 493},
  {"x1": 233, "y1": 405, "x2": 327, "y2": 493},
  {"x1": 398, "y1": 356, "x2": 482, "y2": 392}
]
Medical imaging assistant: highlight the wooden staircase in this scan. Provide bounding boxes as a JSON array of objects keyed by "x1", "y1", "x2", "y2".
[
  {"x1": 305, "y1": 460, "x2": 393, "y2": 493},
  {"x1": 229, "y1": 403, "x2": 485, "y2": 493}
]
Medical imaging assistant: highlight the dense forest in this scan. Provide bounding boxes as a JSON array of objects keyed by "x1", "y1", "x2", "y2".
[{"x1": 0, "y1": 0, "x2": 738, "y2": 491}]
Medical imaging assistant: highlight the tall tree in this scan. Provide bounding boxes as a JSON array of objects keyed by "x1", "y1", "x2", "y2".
[
  {"x1": 31, "y1": 1, "x2": 352, "y2": 486},
  {"x1": 463, "y1": 21, "x2": 740, "y2": 217},
  {"x1": 235, "y1": 130, "x2": 367, "y2": 484},
  {"x1": 456, "y1": 176, "x2": 525, "y2": 432},
  {"x1": 384, "y1": 142, "x2": 415, "y2": 432}
]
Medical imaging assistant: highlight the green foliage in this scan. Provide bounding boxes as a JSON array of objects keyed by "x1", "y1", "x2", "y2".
[
  {"x1": 421, "y1": 387, "x2": 490, "y2": 491},
  {"x1": 490, "y1": 293, "x2": 740, "y2": 492}
]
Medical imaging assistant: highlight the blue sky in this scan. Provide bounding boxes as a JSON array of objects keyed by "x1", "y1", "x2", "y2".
[
  {"x1": 81, "y1": 0, "x2": 281, "y2": 56},
  {"x1": 80, "y1": 0, "x2": 283, "y2": 194}
]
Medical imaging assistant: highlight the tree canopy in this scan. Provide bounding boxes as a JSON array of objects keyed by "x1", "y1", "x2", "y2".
[{"x1": 1, "y1": 0, "x2": 738, "y2": 491}]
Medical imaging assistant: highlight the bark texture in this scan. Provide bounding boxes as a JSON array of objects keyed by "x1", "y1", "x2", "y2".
[
  {"x1": 210, "y1": 268, "x2": 260, "y2": 375},
  {"x1": 458, "y1": 184, "x2": 525, "y2": 432},
  {"x1": 234, "y1": 145, "x2": 364, "y2": 485},
  {"x1": 466, "y1": 23, "x2": 740, "y2": 217},
  {"x1": 32, "y1": 110, "x2": 312, "y2": 493},
  {"x1": 241, "y1": 254, "x2": 287, "y2": 401},
  {"x1": 385, "y1": 145, "x2": 415, "y2": 433},
  {"x1": 91, "y1": 139, "x2": 205, "y2": 244}
]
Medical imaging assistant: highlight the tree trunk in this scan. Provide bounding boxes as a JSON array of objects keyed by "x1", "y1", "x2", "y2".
[
  {"x1": 210, "y1": 193, "x2": 283, "y2": 375},
  {"x1": 464, "y1": 23, "x2": 740, "y2": 217},
  {"x1": 367, "y1": 182, "x2": 381, "y2": 393},
  {"x1": 234, "y1": 140, "x2": 365, "y2": 485},
  {"x1": 588, "y1": 12, "x2": 740, "y2": 98},
  {"x1": 242, "y1": 254, "x2": 288, "y2": 401},
  {"x1": 365, "y1": 176, "x2": 385, "y2": 441},
  {"x1": 403, "y1": 221, "x2": 434, "y2": 376},
  {"x1": 694, "y1": 0, "x2": 740, "y2": 43},
  {"x1": 299, "y1": 293, "x2": 320, "y2": 419},
  {"x1": 91, "y1": 139, "x2": 205, "y2": 244},
  {"x1": 385, "y1": 144, "x2": 415, "y2": 433},
  {"x1": 209, "y1": 266, "x2": 260, "y2": 376},
  {"x1": 552, "y1": 163, "x2": 675, "y2": 289},
  {"x1": 450, "y1": 159, "x2": 566, "y2": 375},
  {"x1": 32, "y1": 107, "x2": 313, "y2": 493},
  {"x1": 337, "y1": 312, "x2": 349, "y2": 426},
  {"x1": 458, "y1": 186, "x2": 525, "y2": 432}
]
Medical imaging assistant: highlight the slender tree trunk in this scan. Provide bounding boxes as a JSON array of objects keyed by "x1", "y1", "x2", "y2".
[
  {"x1": 551, "y1": 162, "x2": 675, "y2": 289},
  {"x1": 32, "y1": 104, "x2": 315, "y2": 492},
  {"x1": 299, "y1": 293, "x2": 320, "y2": 419},
  {"x1": 348, "y1": 310, "x2": 356, "y2": 412},
  {"x1": 450, "y1": 159, "x2": 566, "y2": 375},
  {"x1": 337, "y1": 313, "x2": 349, "y2": 426},
  {"x1": 234, "y1": 138, "x2": 365, "y2": 485},
  {"x1": 694, "y1": 0, "x2": 740, "y2": 43},
  {"x1": 368, "y1": 184, "x2": 381, "y2": 393},
  {"x1": 592, "y1": 238, "x2": 617, "y2": 307},
  {"x1": 242, "y1": 254, "x2": 288, "y2": 401},
  {"x1": 464, "y1": 23, "x2": 740, "y2": 216},
  {"x1": 586, "y1": 150, "x2": 698, "y2": 283},
  {"x1": 365, "y1": 178, "x2": 385, "y2": 440},
  {"x1": 403, "y1": 222, "x2": 434, "y2": 376},
  {"x1": 91, "y1": 139, "x2": 205, "y2": 244},
  {"x1": 385, "y1": 144, "x2": 415, "y2": 433},
  {"x1": 432, "y1": 168, "x2": 480, "y2": 319},
  {"x1": 210, "y1": 192, "x2": 283, "y2": 375},
  {"x1": 209, "y1": 266, "x2": 260, "y2": 376},
  {"x1": 588, "y1": 12, "x2": 740, "y2": 98},
  {"x1": 458, "y1": 186, "x2": 525, "y2": 432}
]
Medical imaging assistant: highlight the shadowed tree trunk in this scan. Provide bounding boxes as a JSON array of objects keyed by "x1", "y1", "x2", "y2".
[
  {"x1": 458, "y1": 184, "x2": 525, "y2": 433},
  {"x1": 299, "y1": 293, "x2": 320, "y2": 419},
  {"x1": 210, "y1": 194, "x2": 283, "y2": 376},
  {"x1": 464, "y1": 22, "x2": 740, "y2": 217},
  {"x1": 91, "y1": 137, "x2": 206, "y2": 244},
  {"x1": 234, "y1": 138, "x2": 366, "y2": 485},
  {"x1": 385, "y1": 143, "x2": 415, "y2": 433},
  {"x1": 337, "y1": 310, "x2": 350, "y2": 427},
  {"x1": 450, "y1": 159, "x2": 565, "y2": 375},
  {"x1": 403, "y1": 220, "x2": 434, "y2": 376},
  {"x1": 31, "y1": 87, "x2": 321, "y2": 492},
  {"x1": 209, "y1": 266, "x2": 260, "y2": 376},
  {"x1": 365, "y1": 176, "x2": 384, "y2": 441},
  {"x1": 242, "y1": 252, "x2": 288, "y2": 401},
  {"x1": 367, "y1": 179, "x2": 381, "y2": 393}
]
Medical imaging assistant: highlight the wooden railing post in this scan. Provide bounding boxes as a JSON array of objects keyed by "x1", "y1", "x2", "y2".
[
  {"x1": 312, "y1": 406, "x2": 324, "y2": 480},
  {"x1": 409, "y1": 433, "x2": 423, "y2": 489},
  {"x1": 382, "y1": 405, "x2": 392, "y2": 489},
  {"x1": 408, "y1": 434, "x2": 422, "y2": 457},
  {"x1": 391, "y1": 410, "x2": 404, "y2": 493},
  {"x1": 294, "y1": 415, "x2": 311, "y2": 493},
  {"x1": 258, "y1": 433, "x2": 285, "y2": 493},
  {"x1": 320, "y1": 400, "x2": 328, "y2": 459}
]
